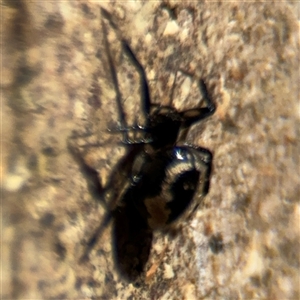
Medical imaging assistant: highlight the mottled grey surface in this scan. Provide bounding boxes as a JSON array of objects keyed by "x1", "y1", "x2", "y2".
[{"x1": 2, "y1": 1, "x2": 299, "y2": 299}]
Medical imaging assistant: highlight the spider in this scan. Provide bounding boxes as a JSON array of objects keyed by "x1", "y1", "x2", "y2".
[{"x1": 76, "y1": 8, "x2": 216, "y2": 283}]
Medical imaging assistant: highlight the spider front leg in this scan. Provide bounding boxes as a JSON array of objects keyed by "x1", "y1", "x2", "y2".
[
  {"x1": 108, "y1": 125, "x2": 153, "y2": 145},
  {"x1": 101, "y1": 14, "x2": 129, "y2": 143},
  {"x1": 112, "y1": 40, "x2": 152, "y2": 145},
  {"x1": 101, "y1": 7, "x2": 151, "y2": 118},
  {"x1": 106, "y1": 39, "x2": 153, "y2": 144},
  {"x1": 180, "y1": 79, "x2": 216, "y2": 127},
  {"x1": 175, "y1": 79, "x2": 216, "y2": 145},
  {"x1": 121, "y1": 40, "x2": 151, "y2": 118}
]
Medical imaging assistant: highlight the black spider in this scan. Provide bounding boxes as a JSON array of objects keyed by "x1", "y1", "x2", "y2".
[{"x1": 77, "y1": 8, "x2": 216, "y2": 283}]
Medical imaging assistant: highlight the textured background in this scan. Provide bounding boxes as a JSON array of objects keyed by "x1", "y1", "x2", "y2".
[{"x1": 2, "y1": 1, "x2": 299, "y2": 299}]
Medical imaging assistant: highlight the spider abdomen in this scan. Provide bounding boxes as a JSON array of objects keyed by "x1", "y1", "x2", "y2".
[{"x1": 128, "y1": 147, "x2": 207, "y2": 229}]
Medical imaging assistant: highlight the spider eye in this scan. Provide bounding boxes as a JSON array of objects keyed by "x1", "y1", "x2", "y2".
[{"x1": 167, "y1": 169, "x2": 200, "y2": 223}]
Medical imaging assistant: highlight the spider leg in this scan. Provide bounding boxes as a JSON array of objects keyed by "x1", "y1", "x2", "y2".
[
  {"x1": 121, "y1": 40, "x2": 151, "y2": 119},
  {"x1": 101, "y1": 11, "x2": 129, "y2": 142},
  {"x1": 79, "y1": 212, "x2": 112, "y2": 263},
  {"x1": 108, "y1": 125, "x2": 153, "y2": 145},
  {"x1": 181, "y1": 80, "x2": 216, "y2": 127},
  {"x1": 168, "y1": 71, "x2": 178, "y2": 106},
  {"x1": 101, "y1": 8, "x2": 151, "y2": 142}
]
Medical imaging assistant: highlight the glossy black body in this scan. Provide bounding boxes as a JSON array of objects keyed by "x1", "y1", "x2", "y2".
[{"x1": 79, "y1": 8, "x2": 216, "y2": 283}]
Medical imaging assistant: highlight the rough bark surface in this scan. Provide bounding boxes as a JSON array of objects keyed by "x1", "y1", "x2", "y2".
[{"x1": 2, "y1": 1, "x2": 299, "y2": 299}]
